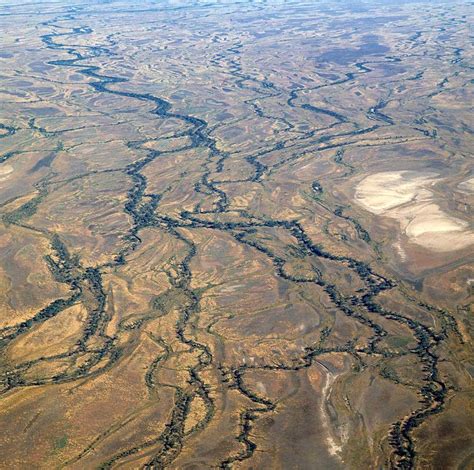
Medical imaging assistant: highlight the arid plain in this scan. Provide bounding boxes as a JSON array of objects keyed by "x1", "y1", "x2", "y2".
[{"x1": 0, "y1": 0, "x2": 473, "y2": 469}]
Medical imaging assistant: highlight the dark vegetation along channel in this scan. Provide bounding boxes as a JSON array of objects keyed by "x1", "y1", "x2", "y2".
[{"x1": 0, "y1": 7, "x2": 465, "y2": 470}]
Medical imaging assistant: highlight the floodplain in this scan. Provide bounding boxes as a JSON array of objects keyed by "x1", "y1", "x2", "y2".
[{"x1": 0, "y1": 1, "x2": 472, "y2": 469}]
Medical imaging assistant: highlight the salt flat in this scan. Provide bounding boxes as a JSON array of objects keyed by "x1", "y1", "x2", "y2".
[{"x1": 355, "y1": 170, "x2": 474, "y2": 252}]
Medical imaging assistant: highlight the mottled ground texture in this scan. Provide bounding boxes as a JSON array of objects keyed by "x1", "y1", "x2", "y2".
[{"x1": 0, "y1": 1, "x2": 473, "y2": 469}]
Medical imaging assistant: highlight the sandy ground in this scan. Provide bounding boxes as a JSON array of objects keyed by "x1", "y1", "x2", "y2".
[
  {"x1": 458, "y1": 177, "x2": 474, "y2": 194},
  {"x1": 0, "y1": 165, "x2": 13, "y2": 182},
  {"x1": 355, "y1": 171, "x2": 474, "y2": 252}
]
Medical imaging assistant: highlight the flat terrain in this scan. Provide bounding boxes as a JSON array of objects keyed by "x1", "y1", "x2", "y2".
[
  {"x1": 355, "y1": 171, "x2": 474, "y2": 252},
  {"x1": 0, "y1": 1, "x2": 473, "y2": 469}
]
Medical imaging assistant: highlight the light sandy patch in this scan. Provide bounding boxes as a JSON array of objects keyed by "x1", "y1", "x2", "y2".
[
  {"x1": 355, "y1": 171, "x2": 474, "y2": 252},
  {"x1": 256, "y1": 381, "x2": 267, "y2": 395},
  {"x1": 393, "y1": 239, "x2": 407, "y2": 262},
  {"x1": 314, "y1": 360, "x2": 346, "y2": 459},
  {"x1": 0, "y1": 164, "x2": 13, "y2": 182},
  {"x1": 394, "y1": 202, "x2": 474, "y2": 252},
  {"x1": 321, "y1": 371, "x2": 342, "y2": 457},
  {"x1": 458, "y1": 177, "x2": 474, "y2": 194},
  {"x1": 355, "y1": 171, "x2": 436, "y2": 214}
]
